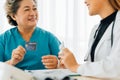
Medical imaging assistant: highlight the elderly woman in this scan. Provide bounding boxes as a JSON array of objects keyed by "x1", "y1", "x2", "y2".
[{"x1": 0, "y1": 0, "x2": 60, "y2": 70}]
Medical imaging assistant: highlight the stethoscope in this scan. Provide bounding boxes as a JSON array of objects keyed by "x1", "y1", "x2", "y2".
[
  {"x1": 111, "y1": 17, "x2": 116, "y2": 47},
  {"x1": 84, "y1": 17, "x2": 116, "y2": 61},
  {"x1": 94, "y1": 17, "x2": 116, "y2": 46}
]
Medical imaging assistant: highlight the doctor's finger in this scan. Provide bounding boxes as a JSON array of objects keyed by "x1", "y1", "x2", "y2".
[{"x1": 62, "y1": 48, "x2": 72, "y2": 54}]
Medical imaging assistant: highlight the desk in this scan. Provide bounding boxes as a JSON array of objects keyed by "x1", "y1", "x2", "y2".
[
  {"x1": 25, "y1": 69, "x2": 116, "y2": 80},
  {"x1": 0, "y1": 62, "x2": 102, "y2": 80},
  {"x1": 70, "y1": 76, "x2": 105, "y2": 80},
  {"x1": 1, "y1": 62, "x2": 118, "y2": 80}
]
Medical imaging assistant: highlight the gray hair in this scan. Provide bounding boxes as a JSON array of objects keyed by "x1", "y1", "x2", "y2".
[{"x1": 5, "y1": 0, "x2": 37, "y2": 26}]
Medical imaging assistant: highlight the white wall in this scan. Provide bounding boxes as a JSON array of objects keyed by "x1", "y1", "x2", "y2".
[{"x1": 0, "y1": 0, "x2": 100, "y2": 63}]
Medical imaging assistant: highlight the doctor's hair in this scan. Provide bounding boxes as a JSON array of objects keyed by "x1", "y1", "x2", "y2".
[
  {"x1": 109, "y1": 0, "x2": 120, "y2": 10},
  {"x1": 5, "y1": 0, "x2": 37, "y2": 26}
]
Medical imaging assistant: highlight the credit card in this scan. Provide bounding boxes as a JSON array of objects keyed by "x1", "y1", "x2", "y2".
[{"x1": 25, "y1": 42, "x2": 36, "y2": 51}]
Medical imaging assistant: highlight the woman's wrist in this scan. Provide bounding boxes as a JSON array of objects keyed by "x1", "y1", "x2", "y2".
[{"x1": 6, "y1": 59, "x2": 15, "y2": 66}]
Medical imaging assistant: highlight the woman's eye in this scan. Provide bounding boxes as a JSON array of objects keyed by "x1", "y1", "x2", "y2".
[
  {"x1": 33, "y1": 8, "x2": 37, "y2": 10},
  {"x1": 24, "y1": 9, "x2": 29, "y2": 11}
]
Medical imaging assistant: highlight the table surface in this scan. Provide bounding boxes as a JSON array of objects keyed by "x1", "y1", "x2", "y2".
[
  {"x1": 25, "y1": 69, "x2": 118, "y2": 80},
  {"x1": 71, "y1": 76, "x2": 106, "y2": 80}
]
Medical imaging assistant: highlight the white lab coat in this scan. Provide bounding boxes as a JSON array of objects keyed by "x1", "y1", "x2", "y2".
[{"x1": 77, "y1": 11, "x2": 120, "y2": 79}]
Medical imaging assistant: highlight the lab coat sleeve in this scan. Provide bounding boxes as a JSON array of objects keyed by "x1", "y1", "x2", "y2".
[
  {"x1": 77, "y1": 56, "x2": 120, "y2": 78},
  {"x1": 77, "y1": 40, "x2": 120, "y2": 78}
]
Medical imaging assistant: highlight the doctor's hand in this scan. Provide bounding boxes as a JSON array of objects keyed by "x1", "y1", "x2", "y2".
[
  {"x1": 42, "y1": 55, "x2": 58, "y2": 69},
  {"x1": 58, "y1": 48, "x2": 79, "y2": 72},
  {"x1": 6, "y1": 46, "x2": 26, "y2": 65}
]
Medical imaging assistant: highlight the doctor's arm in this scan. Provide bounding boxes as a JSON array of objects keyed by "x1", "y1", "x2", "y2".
[
  {"x1": 58, "y1": 40, "x2": 120, "y2": 78},
  {"x1": 58, "y1": 48, "x2": 80, "y2": 72}
]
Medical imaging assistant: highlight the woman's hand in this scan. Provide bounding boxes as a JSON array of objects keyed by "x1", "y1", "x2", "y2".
[
  {"x1": 7, "y1": 46, "x2": 26, "y2": 65},
  {"x1": 59, "y1": 48, "x2": 80, "y2": 72},
  {"x1": 42, "y1": 55, "x2": 58, "y2": 69}
]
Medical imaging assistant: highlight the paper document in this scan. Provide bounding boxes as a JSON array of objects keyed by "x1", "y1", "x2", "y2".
[
  {"x1": 25, "y1": 69, "x2": 80, "y2": 80},
  {"x1": 0, "y1": 62, "x2": 34, "y2": 80}
]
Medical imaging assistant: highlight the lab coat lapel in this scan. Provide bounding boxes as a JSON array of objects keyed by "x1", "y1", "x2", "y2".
[
  {"x1": 94, "y1": 11, "x2": 120, "y2": 57},
  {"x1": 84, "y1": 11, "x2": 120, "y2": 61},
  {"x1": 94, "y1": 23, "x2": 112, "y2": 57}
]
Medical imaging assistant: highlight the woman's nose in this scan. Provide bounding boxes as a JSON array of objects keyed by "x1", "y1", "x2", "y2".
[{"x1": 30, "y1": 10, "x2": 36, "y2": 15}]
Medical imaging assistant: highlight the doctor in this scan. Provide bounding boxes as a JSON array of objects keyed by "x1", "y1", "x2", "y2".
[{"x1": 59, "y1": 0, "x2": 120, "y2": 78}]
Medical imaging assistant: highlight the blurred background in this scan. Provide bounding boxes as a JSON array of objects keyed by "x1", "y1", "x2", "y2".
[{"x1": 0, "y1": 0, "x2": 100, "y2": 63}]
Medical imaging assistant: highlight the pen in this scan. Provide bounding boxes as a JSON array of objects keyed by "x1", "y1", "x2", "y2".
[
  {"x1": 59, "y1": 41, "x2": 65, "y2": 57},
  {"x1": 68, "y1": 74, "x2": 81, "y2": 77},
  {"x1": 58, "y1": 42, "x2": 65, "y2": 68},
  {"x1": 59, "y1": 42, "x2": 65, "y2": 52}
]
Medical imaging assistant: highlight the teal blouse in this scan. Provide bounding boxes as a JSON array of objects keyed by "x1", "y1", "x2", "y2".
[{"x1": 0, "y1": 27, "x2": 60, "y2": 70}]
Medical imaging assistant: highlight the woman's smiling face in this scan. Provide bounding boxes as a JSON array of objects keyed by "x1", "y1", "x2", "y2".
[{"x1": 12, "y1": 0, "x2": 38, "y2": 29}]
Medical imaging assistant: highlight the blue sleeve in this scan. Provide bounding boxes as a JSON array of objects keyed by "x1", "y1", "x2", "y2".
[
  {"x1": 48, "y1": 32, "x2": 61, "y2": 56},
  {"x1": 0, "y1": 33, "x2": 5, "y2": 61}
]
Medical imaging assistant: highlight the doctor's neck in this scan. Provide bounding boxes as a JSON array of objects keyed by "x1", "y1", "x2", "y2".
[{"x1": 99, "y1": 1, "x2": 116, "y2": 19}]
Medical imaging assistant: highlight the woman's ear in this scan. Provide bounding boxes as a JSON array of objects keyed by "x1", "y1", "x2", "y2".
[{"x1": 10, "y1": 14, "x2": 16, "y2": 21}]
